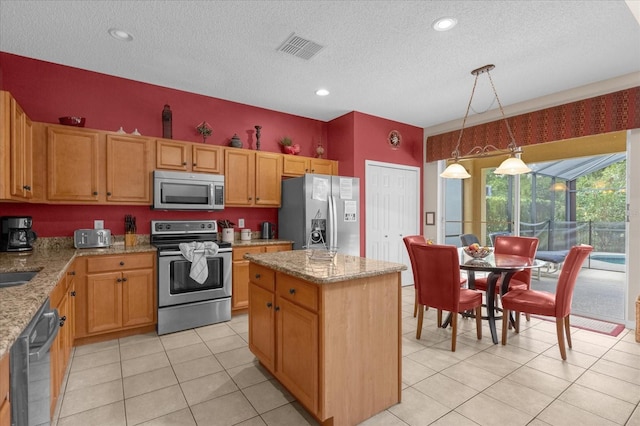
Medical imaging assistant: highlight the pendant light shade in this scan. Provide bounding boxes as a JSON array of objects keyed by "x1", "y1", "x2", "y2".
[
  {"x1": 440, "y1": 64, "x2": 530, "y2": 179},
  {"x1": 494, "y1": 156, "x2": 532, "y2": 175},
  {"x1": 440, "y1": 162, "x2": 471, "y2": 179}
]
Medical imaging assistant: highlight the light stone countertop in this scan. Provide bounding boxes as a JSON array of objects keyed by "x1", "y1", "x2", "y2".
[
  {"x1": 244, "y1": 250, "x2": 407, "y2": 284},
  {"x1": 0, "y1": 241, "x2": 156, "y2": 359},
  {"x1": 230, "y1": 239, "x2": 293, "y2": 248}
]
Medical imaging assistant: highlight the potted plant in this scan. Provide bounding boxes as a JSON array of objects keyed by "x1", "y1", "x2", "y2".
[
  {"x1": 279, "y1": 136, "x2": 301, "y2": 155},
  {"x1": 217, "y1": 219, "x2": 235, "y2": 242}
]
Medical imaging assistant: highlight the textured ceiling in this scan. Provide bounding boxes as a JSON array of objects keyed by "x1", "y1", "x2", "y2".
[{"x1": 1, "y1": 1, "x2": 639, "y2": 129}]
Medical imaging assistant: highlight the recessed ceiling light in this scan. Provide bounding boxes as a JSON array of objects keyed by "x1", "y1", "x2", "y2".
[
  {"x1": 432, "y1": 17, "x2": 457, "y2": 32},
  {"x1": 108, "y1": 28, "x2": 133, "y2": 41},
  {"x1": 315, "y1": 89, "x2": 330, "y2": 96}
]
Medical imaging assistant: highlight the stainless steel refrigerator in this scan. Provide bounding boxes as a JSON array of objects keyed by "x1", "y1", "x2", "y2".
[{"x1": 279, "y1": 174, "x2": 360, "y2": 256}]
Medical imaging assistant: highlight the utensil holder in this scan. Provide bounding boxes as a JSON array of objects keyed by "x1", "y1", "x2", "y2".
[
  {"x1": 222, "y1": 228, "x2": 235, "y2": 243},
  {"x1": 125, "y1": 233, "x2": 137, "y2": 248}
]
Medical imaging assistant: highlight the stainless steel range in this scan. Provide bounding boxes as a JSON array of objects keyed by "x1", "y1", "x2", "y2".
[{"x1": 151, "y1": 220, "x2": 232, "y2": 335}]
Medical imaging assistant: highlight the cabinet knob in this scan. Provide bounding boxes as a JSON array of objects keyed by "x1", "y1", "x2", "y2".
[
  {"x1": 59, "y1": 316, "x2": 67, "y2": 326},
  {"x1": 305, "y1": 169, "x2": 309, "y2": 172},
  {"x1": 311, "y1": 169, "x2": 315, "y2": 173},
  {"x1": 107, "y1": 191, "x2": 112, "y2": 196},
  {"x1": 289, "y1": 288, "x2": 296, "y2": 295},
  {"x1": 256, "y1": 197, "x2": 260, "y2": 201},
  {"x1": 122, "y1": 277, "x2": 128, "y2": 282},
  {"x1": 255, "y1": 273, "x2": 261, "y2": 279},
  {"x1": 275, "y1": 306, "x2": 280, "y2": 311},
  {"x1": 182, "y1": 162, "x2": 187, "y2": 165},
  {"x1": 120, "y1": 261, "x2": 125, "y2": 266},
  {"x1": 248, "y1": 197, "x2": 253, "y2": 200},
  {"x1": 68, "y1": 271, "x2": 76, "y2": 276},
  {"x1": 117, "y1": 278, "x2": 122, "y2": 282},
  {"x1": 23, "y1": 185, "x2": 31, "y2": 191},
  {"x1": 266, "y1": 302, "x2": 272, "y2": 308},
  {"x1": 70, "y1": 291, "x2": 77, "y2": 297},
  {"x1": 93, "y1": 191, "x2": 98, "y2": 196},
  {"x1": 193, "y1": 163, "x2": 197, "y2": 166}
]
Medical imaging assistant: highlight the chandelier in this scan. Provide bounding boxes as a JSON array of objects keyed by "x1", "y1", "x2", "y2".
[{"x1": 440, "y1": 64, "x2": 531, "y2": 179}]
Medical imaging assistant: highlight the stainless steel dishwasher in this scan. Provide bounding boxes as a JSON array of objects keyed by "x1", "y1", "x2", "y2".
[{"x1": 10, "y1": 298, "x2": 59, "y2": 426}]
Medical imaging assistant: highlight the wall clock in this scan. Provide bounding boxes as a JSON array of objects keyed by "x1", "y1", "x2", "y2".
[{"x1": 388, "y1": 130, "x2": 402, "y2": 149}]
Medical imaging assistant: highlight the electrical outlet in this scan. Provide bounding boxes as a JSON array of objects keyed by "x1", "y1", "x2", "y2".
[
  {"x1": 238, "y1": 218, "x2": 245, "y2": 228},
  {"x1": 94, "y1": 220, "x2": 104, "y2": 229}
]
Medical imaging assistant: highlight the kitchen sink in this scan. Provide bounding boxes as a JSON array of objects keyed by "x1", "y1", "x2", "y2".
[{"x1": 0, "y1": 271, "x2": 38, "y2": 288}]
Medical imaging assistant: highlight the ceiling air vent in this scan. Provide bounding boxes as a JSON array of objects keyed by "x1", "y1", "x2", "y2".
[{"x1": 277, "y1": 33, "x2": 324, "y2": 60}]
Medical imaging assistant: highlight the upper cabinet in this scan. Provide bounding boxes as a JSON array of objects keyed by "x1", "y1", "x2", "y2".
[
  {"x1": 282, "y1": 156, "x2": 338, "y2": 177},
  {"x1": 0, "y1": 91, "x2": 34, "y2": 200},
  {"x1": 225, "y1": 149, "x2": 282, "y2": 207},
  {"x1": 156, "y1": 139, "x2": 222, "y2": 174},
  {"x1": 47, "y1": 126, "x2": 153, "y2": 204}
]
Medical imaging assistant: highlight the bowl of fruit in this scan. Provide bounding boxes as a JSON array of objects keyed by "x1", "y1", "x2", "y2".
[{"x1": 463, "y1": 243, "x2": 493, "y2": 259}]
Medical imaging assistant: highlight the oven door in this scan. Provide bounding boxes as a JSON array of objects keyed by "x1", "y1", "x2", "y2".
[{"x1": 158, "y1": 250, "x2": 232, "y2": 307}]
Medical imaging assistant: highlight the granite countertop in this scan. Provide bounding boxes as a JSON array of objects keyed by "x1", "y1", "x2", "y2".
[
  {"x1": 230, "y1": 239, "x2": 293, "y2": 247},
  {"x1": 244, "y1": 250, "x2": 406, "y2": 284},
  {"x1": 0, "y1": 240, "x2": 156, "y2": 359}
]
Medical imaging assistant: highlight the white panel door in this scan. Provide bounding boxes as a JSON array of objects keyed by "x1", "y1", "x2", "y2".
[{"x1": 365, "y1": 161, "x2": 420, "y2": 286}]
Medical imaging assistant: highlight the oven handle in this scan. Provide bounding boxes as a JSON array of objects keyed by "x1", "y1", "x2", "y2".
[
  {"x1": 29, "y1": 309, "x2": 60, "y2": 362},
  {"x1": 160, "y1": 249, "x2": 231, "y2": 256}
]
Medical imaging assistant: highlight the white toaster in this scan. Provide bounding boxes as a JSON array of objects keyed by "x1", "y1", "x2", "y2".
[{"x1": 74, "y1": 229, "x2": 112, "y2": 248}]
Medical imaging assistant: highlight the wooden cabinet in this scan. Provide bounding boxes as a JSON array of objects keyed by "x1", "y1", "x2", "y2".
[
  {"x1": 248, "y1": 263, "x2": 401, "y2": 426},
  {"x1": 0, "y1": 91, "x2": 34, "y2": 200},
  {"x1": 156, "y1": 139, "x2": 222, "y2": 174},
  {"x1": 50, "y1": 264, "x2": 77, "y2": 417},
  {"x1": 282, "y1": 156, "x2": 337, "y2": 177},
  {"x1": 225, "y1": 149, "x2": 282, "y2": 207},
  {"x1": 47, "y1": 126, "x2": 153, "y2": 204},
  {"x1": 0, "y1": 352, "x2": 9, "y2": 426},
  {"x1": 106, "y1": 134, "x2": 152, "y2": 203},
  {"x1": 232, "y1": 243, "x2": 291, "y2": 311},
  {"x1": 76, "y1": 252, "x2": 156, "y2": 338}
]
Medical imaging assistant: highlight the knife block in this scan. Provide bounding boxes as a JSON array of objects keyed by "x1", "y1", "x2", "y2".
[{"x1": 125, "y1": 233, "x2": 137, "y2": 248}]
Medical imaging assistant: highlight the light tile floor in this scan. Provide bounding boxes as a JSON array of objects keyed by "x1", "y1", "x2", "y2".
[{"x1": 52, "y1": 286, "x2": 640, "y2": 426}]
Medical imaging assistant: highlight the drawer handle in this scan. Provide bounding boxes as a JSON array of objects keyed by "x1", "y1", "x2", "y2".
[
  {"x1": 255, "y1": 273, "x2": 261, "y2": 279},
  {"x1": 266, "y1": 302, "x2": 272, "y2": 308},
  {"x1": 289, "y1": 288, "x2": 296, "y2": 295},
  {"x1": 120, "y1": 261, "x2": 125, "y2": 266}
]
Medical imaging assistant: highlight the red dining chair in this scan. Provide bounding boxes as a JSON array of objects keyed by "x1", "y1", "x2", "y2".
[
  {"x1": 500, "y1": 244, "x2": 593, "y2": 360},
  {"x1": 404, "y1": 236, "x2": 468, "y2": 318},
  {"x1": 473, "y1": 236, "x2": 539, "y2": 321},
  {"x1": 411, "y1": 243, "x2": 482, "y2": 351}
]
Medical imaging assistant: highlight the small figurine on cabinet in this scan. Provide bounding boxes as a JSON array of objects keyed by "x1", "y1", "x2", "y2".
[{"x1": 162, "y1": 105, "x2": 173, "y2": 139}]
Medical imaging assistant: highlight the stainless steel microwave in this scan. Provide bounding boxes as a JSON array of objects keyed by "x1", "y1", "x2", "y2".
[{"x1": 153, "y1": 170, "x2": 224, "y2": 210}]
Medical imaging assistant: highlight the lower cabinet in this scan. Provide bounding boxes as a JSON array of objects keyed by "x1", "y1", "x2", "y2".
[
  {"x1": 248, "y1": 263, "x2": 401, "y2": 426},
  {"x1": 232, "y1": 243, "x2": 291, "y2": 311},
  {"x1": 50, "y1": 264, "x2": 76, "y2": 418},
  {"x1": 0, "y1": 353, "x2": 9, "y2": 426},
  {"x1": 75, "y1": 252, "x2": 156, "y2": 340}
]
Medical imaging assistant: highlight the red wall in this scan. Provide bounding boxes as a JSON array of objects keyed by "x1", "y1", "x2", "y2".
[{"x1": 0, "y1": 52, "x2": 424, "y2": 247}]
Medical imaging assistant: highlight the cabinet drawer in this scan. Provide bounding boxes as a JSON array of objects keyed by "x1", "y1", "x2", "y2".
[
  {"x1": 233, "y1": 246, "x2": 264, "y2": 261},
  {"x1": 276, "y1": 273, "x2": 318, "y2": 312},
  {"x1": 249, "y1": 264, "x2": 275, "y2": 292},
  {"x1": 86, "y1": 253, "x2": 154, "y2": 273}
]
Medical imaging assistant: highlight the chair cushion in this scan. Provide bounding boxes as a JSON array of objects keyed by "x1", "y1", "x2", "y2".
[
  {"x1": 500, "y1": 289, "x2": 556, "y2": 316},
  {"x1": 458, "y1": 288, "x2": 482, "y2": 311},
  {"x1": 536, "y1": 250, "x2": 569, "y2": 264}
]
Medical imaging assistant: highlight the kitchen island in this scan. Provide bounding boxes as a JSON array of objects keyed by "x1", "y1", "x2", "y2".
[{"x1": 245, "y1": 250, "x2": 406, "y2": 426}]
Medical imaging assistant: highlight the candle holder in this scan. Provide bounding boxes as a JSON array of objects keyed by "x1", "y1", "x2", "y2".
[{"x1": 255, "y1": 125, "x2": 262, "y2": 150}]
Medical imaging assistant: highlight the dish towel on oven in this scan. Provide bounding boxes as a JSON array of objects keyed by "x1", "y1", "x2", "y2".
[{"x1": 178, "y1": 241, "x2": 219, "y2": 284}]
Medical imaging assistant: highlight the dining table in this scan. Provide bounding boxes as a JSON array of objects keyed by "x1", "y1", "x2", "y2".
[{"x1": 458, "y1": 251, "x2": 546, "y2": 344}]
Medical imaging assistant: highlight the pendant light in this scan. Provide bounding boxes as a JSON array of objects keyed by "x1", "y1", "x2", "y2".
[{"x1": 440, "y1": 64, "x2": 531, "y2": 179}]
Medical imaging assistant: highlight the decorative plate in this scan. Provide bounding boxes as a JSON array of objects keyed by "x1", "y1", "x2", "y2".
[{"x1": 388, "y1": 130, "x2": 401, "y2": 149}]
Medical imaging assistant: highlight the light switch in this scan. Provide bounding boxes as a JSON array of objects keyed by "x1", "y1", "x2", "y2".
[
  {"x1": 94, "y1": 220, "x2": 104, "y2": 229},
  {"x1": 238, "y1": 218, "x2": 245, "y2": 228}
]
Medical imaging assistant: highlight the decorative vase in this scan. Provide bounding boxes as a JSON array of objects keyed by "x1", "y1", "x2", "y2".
[
  {"x1": 221, "y1": 228, "x2": 234, "y2": 243},
  {"x1": 229, "y1": 134, "x2": 242, "y2": 148}
]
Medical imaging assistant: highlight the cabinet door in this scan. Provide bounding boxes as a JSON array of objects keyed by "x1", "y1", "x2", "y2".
[
  {"x1": 9, "y1": 98, "x2": 33, "y2": 199},
  {"x1": 1, "y1": 353, "x2": 10, "y2": 426},
  {"x1": 248, "y1": 283, "x2": 275, "y2": 371},
  {"x1": 255, "y1": 152, "x2": 282, "y2": 206},
  {"x1": 192, "y1": 144, "x2": 222, "y2": 173},
  {"x1": 156, "y1": 139, "x2": 189, "y2": 171},
  {"x1": 282, "y1": 156, "x2": 309, "y2": 176},
  {"x1": 122, "y1": 268, "x2": 155, "y2": 327},
  {"x1": 225, "y1": 149, "x2": 254, "y2": 206},
  {"x1": 309, "y1": 159, "x2": 334, "y2": 175},
  {"x1": 47, "y1": 127, "x2": 100, "y2": 201},
  {"x1": 50, "y1": 291, "x2": 68, "y2": 417},
  {"x1": 232, "y1": 246, "x2": 265, "y2": 310},
  {"x1": 276, "y1": 296, "x2": 318, "y2": 412},
  {"x1": 106, "y1": 135, "x2": 152, "y2": 203},
  {"x1": 87, "y1": 271, "x2": 122, "y2": 333}
]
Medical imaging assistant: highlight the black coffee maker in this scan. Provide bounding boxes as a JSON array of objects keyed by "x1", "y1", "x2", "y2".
[{"x1": 0, "y1": 216, "x2": 37, "y2": 252}]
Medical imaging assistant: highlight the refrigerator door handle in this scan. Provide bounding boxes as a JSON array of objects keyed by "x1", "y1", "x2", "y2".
[{"x1": 330, "y1": 195, "x2": 338, "y2": 249}]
